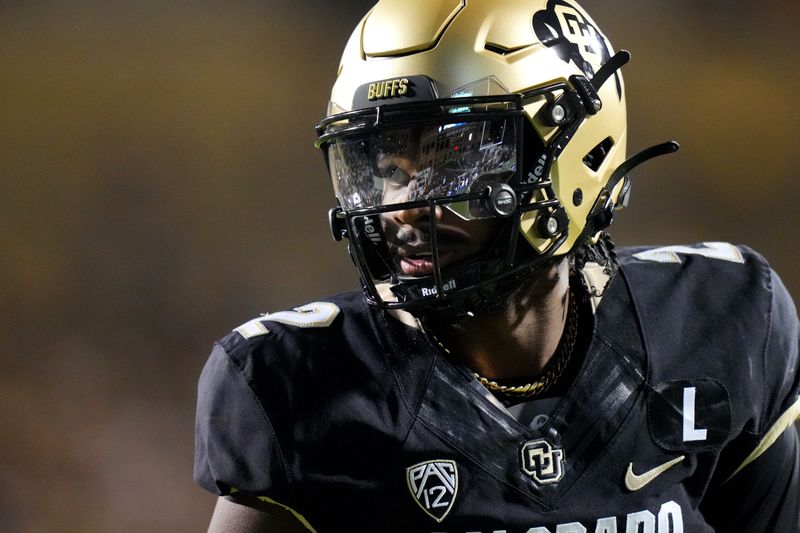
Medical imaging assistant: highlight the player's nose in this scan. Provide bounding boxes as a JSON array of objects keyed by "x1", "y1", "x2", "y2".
[{"x1": 393, "y1": 202, "x2": 443, "y2": 229}]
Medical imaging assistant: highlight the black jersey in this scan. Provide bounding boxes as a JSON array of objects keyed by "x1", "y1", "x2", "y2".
[{"x1": 194, "y1": 243, "x2": 800, "y2": 532}]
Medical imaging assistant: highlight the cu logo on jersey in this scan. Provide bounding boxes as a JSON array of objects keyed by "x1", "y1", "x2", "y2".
[
  {"x1": 521, "y1": 439, "x2": 565, "y2": 485},
  {"x1": 406, "y1": 460, "x2": 458, "y2": 523}
]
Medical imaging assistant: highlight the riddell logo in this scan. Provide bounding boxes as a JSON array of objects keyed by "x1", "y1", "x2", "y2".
[
  {"x1": 526, "y1": 153, "x2": 548, "y2": 183},
  {"x1": 361, "y1": 216, "x2": 382, "y2": 243},
  {"x1": 421, "y1": 279, "x2": 456, "y2": 297},
  {"x1": 368, "y1": 78, "x2": 409, "y2": 100}
]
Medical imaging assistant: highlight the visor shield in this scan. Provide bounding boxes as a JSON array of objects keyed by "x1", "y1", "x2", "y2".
[{"x1": 326, "y1": 115, "x2": 518, "y2": 220}]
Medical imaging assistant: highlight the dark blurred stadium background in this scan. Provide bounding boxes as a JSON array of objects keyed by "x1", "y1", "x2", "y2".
[{"x1": 1, "y1": 1, "x2": 798, "y2": 531}]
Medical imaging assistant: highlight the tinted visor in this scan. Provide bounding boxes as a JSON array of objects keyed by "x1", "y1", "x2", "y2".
[{"x1": 324, "y1": 107, "x2": 519, "y2": 220}]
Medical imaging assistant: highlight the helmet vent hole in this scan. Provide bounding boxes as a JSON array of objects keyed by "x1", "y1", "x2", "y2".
[
  {"x1": 573, "y1": 189, "x2": 583, "y2": 206},
  {"x1": 582, "y1": 137, "x2": 614, "y2": 172}
]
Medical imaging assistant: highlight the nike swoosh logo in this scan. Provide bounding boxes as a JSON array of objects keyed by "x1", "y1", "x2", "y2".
[{"x1": 625, "y1": 455, "x2": 685, "y2": 491}]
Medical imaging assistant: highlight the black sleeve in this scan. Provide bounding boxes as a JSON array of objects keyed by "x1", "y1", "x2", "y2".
[
  {"x1": 193, "y1": 343, "x2": 290, "y2": 498},
  {"x1": 761, "y1": 269, "x2": 800, "y2": 427},
  {"x1": 702, "y1": 268, "x2": 800, "y2": 531},
  {"x1": 701, "y1": 425, "x2": 800, "y2": 531}
]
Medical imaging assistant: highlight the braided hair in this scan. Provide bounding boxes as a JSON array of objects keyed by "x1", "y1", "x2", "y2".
[{"x1": 570, "y1": 232, "x2": 619, "y2": 297}]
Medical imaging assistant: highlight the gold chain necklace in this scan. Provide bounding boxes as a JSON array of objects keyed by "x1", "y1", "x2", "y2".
[{"x1": 422, "y1": 288, "x2": 579, "y2": 399}]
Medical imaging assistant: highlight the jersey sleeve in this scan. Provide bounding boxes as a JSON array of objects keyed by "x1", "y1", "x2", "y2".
[
  {"x1": 702, "y1": 422, "x2": 800, "y2": 531},
  {"x1": 702, "y1": 266, "x2": 800, "y2": 530},
  {"x1": 761, "y1": 268, "x2": 800, "y2": 428},
  {"x1": 193, "y1": 343, "x2": 289, "y2": 498}
]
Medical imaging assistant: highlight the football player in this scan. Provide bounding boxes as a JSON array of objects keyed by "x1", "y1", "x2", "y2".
[{"x1": 195, "y1": 1, "x2": 800, "y2": 531}]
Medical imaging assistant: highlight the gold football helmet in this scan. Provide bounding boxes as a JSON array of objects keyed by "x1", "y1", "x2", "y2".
[{"x1": 316, "y1": 0, "x2": 676, "y2": 314}]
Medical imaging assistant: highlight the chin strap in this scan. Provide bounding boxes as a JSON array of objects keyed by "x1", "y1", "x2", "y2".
[
  {"x1": 580, "y1": 141, "x2": 680, "y2": 242},
  {"x1": 591, "y1": 50, "x2": 631, "y2": 92},
  {"x1": 571, "y1": 49, "x2": 681, "y2": 242},
  {"x1": 607, "y1": 141, "x2": 680, "y2": 195},
  {"x1": 537, "y1": 48, "x2": 681, "y2": 247}
]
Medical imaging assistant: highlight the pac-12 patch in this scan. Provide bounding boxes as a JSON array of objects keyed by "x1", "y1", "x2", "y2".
[{"x1": 406, "y1": 460, "x2": 458, "y2": 523}]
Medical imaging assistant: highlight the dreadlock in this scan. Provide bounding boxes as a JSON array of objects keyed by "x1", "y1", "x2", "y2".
[{"x1": 570, "y1": 231, "x2": 619, "y2": 297}]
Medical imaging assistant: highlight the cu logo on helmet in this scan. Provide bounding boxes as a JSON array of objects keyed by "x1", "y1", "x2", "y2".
[
  {"x1": 521, "y1": 439, "x2": 565, "y2": 485},
  {"x1": 533, "y1": 1, "x2": 612, "y2": 80},
  {"x1": 554, "y1": 4, "x2": 604, "y2": 74}
]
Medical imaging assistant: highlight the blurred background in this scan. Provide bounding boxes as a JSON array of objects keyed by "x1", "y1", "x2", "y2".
[{"x1": 1, "y1": 1, "x2": 798, "y2": 531}]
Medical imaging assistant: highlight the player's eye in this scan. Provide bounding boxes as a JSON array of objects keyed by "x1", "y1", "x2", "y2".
[
  {"x1": 386, "y1": 166, "x2": 411, "y2": 186},
  {"x1": 376, "y1": 162, "x2": 396, "y2": 179},
  {"x1": 378, "y1": 162, "x2": 411, "y2": 185}
]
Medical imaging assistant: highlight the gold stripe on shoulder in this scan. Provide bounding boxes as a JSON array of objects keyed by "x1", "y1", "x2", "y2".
[
  {"x1": 723, "y1": 396, "x2": 800, "y2": 484},
  {"x1": 256, "y1": 495, "x2": 318, "y2": 533},
  {"x1": 228, "y1": 488, "x2": 316, "y2": 531}
]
